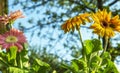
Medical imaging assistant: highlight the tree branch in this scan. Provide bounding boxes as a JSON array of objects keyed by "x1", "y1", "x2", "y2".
[
  {"x1": 97, "y1": 0, "x2": 103, "y2": 10},
  {"x1": 71, "y1": 0, "x2": 95, "y2": 12},
  {"x1": 108, "y1": 0, "x2": 119, "y2": 6},
  {"x1": 24, "y1": 0, "x2": 51, "y2": 10}
]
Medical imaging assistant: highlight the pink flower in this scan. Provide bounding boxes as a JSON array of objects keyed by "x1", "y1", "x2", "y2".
[
  {"x1": 0, "y1": 28, "x2": 27, "y2": 52},
  {"x1": 8, "y1": 10, "x2": 25, "y2": 22},
  {"x1": 0, "y1": 10, "x2": 24, "y2": 25}
]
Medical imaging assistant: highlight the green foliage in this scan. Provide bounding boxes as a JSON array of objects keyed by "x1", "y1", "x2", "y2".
[
  {"x1": 61, "y1": 39, "x2": 119, "y2": 73},
  {"x1": 70, "y1": 46, "x2": 82, "y2": 58},
  {"x1": 107, "y1": 43, "x2": 120, "y2": 61},
  {"x1": 0, "y1": 45, "x2": 50, "y2": 73},
  {"x1": 84, "y1": 39, "x2": 102, "y2": 55},
  {"x1": 29, "y1": 46, "x2": 67, "y2": 73},
  {"x1": 62, "y1": 59, "x2": 87, "y2": 73},
  {"x1": 7, "y1": 46, "x2": 17, "y2": 62},
  {"x1": 7, "y1": 67, "x2": 29, "y2": 73},
  {"x1": 32, "y1": 58, "x2": 50, "y2": 73}
]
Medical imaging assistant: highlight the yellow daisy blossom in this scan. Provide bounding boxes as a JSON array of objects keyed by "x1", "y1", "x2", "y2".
[
  {"x1": 90, "y1": 9, "x2": 120, "y2": 38},
  {"x1": 61, "y1": 13, "x2": 90, "y2": 33}
]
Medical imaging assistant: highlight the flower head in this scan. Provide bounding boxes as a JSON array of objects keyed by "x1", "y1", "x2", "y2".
[
  {"x1": 61, "y1": 13, "x2": 90, "y2": 33},
  {"x1": 0, "y1": 28, "x2": 27, "y2": 52},
  {"x1": 0, "y1": 10, "x2": 24, "y2": 25},
  {"x1": 90, "y1": 9, "x2": 120, "y2": 38},
  {"x1": 8, "y1": 10, "x2": 25, "y2": 23}
]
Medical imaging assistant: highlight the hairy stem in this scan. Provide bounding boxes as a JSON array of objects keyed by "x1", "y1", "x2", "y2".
[
  {"x1": 101, "y1": 36, "x2": 108, "y2": 57},
  {"x1": 78, "y1": 29, "x2": 87, "y2": 73}
]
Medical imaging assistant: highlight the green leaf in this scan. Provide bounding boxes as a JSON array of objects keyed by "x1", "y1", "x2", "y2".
[
  {"x1": 84, "y1": 39, "x2": 102, "y2": 55},
  {"x1": 35, "y1": 58, "x2": 50, "y2": 67},
  {"x1": 23, "y1": 43, "x2": 28, "y2": 50},
  {"x1": 103, "y1": 60, "x2": 119, "y2": 73},
  {"x1": 52, "y1": 70, "x2": 57, "y2": 73},
  {"x1": 78, "y1": 59, "x2": 87, "y2": 71},
  {"x1": 84, "y1": 40, "x2": 93, "y2": 55},
  {"x1": 102, "y1": 52, "x2": 111, "y2": 59},
  {"x1": 7, "y1": 67, "x2": 29, "y2": 73},
  {"x1": 7, "y1": 46, "x2": 17, "y2": 62},
  {"x1": 18, "y1": 43, "x2": 29, "y2": 68},
  {"x1": 71, "y1": 60, "x2": 79, "y2": 72},
  {"x1": 32, "y1": 58, "x2": 50, "y2": 72},
  {"x1": 90, "y1": 55, "x2": 101, "y2": 70},
  {"x1": 61, "y1": 63, "x2": 72, "y2": 70},
  {"x1": 91, "y1": 39, "x2": 103, "y2": 52},
  {"x1": 91, "y1": 55, "x2": 101, "y2": 63},
  {"x1": 62, "y1": 59, "x2": 87, "y2": 73},
  {"x1": 101, "y1": 52, "x2": 111, "y2": 66},
  {"x1": 0, "y1": 57, "x2": 9, "y2": 68},
  {"x1": 0, "y1": 51, "x2": 6, "y2": 58},
  {"x1": 20, "y1": 43, "x2": 28, "y2": 57},
  {"x1": 19, "y1": 49, "x2": 29, "y2": 66},
  {"x1": 0, "y1": 51, "x2": 9, "y2": 69}
]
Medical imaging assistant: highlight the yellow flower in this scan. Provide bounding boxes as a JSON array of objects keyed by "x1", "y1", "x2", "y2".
[
  {"x1": 61, "y1": 13, "x2": 90, "y2": 33},
  {"x1": 90, "y1": 9, "x2": 120, "y2": 38}
]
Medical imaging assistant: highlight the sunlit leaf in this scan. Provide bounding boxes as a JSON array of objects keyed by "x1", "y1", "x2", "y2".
[
  {"x1": 35, "y1": 58, "x2": 50, "y2": 67},
  {"x1": 91, "y1": 55, "x2": 101, "y2": 70},
  {"x1": 7, "y1": 46, "x2": 17, "y2": 62},
  {"x1": 71, "y1": 60, "x2": 79, "y2": 72},
  {"x1": 84, "y1": 40, "x2": 93, "y2": 55},
  {"x1": 84, "y1": 39, "x2": 102, "y2": 55},
  {"x1": 103, "y1": 59, "x2": 119, "y2": 73},
  {"x1": 32, "y1": 58, "x2": 50, "y2": 72},
  {"x1": 78, "y1": 59, "x2": 87, "y2": 71},
  {"x1": 7, "y1": 67, "x2": 29, "y2": 73}
]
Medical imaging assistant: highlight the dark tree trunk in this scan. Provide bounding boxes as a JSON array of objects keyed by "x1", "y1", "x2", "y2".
[
  {"x1": 0, "y1": 0, "x2": 8, "y2": 34},
  {"x1": 0, "y1": 0, "x2": 8, "y2": 15}
]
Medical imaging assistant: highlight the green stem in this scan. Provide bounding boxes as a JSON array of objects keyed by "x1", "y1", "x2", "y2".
[
  {"x1": 97, "y1": 36, "x2": 108, "y2": 72},
  {"x1": 14, "y1": 59, "x2": 17, "y2": 66},
  {"x1": 88, "y1": 54, "x2": 92, "y2": 73},
  {"x1": 78, "y1": 29, "x2": 87, "y2": 72},
  {"x1": 100, "y1": 36, "x2": 108, "y2": 57},
  {"x1": 98, "y1": 36, "x2": 100, "y2": 40},
  {"x1": 19, "y1": 53, "x2": 23, "y2": 69},
  {"x1": 0, "y1": 58, "x2": 9, "y2": 73},
  {"x1": 17, "y1": 53, "x2": 23, "y2": 69},
  {"x1": 78, "y1": 29, "x2": 85, "y2": 56},
  {"x1": 0, "y1": 58, "x2": 9, "y2": 67}
]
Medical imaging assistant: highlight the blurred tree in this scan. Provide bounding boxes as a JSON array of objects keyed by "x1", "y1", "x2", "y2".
[
  {"x1": 0, "y1": 0, "x2": 8, "y2": 15},
  {"x1": 0, "y1": 0, "x2": 9, "y2": 34},
  {"x1": 29, "y1": 46, "x2": 68, "y2": 73}
]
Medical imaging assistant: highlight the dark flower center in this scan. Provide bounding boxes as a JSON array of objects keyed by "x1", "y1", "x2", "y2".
[
  {"x1": 5, "y1": 36, "x2": 18, "y2": 43},
  {"x1": 102, "y1": 21, "x2": 108, "y2": 27},
  {"x1": 110, "y1": 24, "x2": 115, "y2": 28}
]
